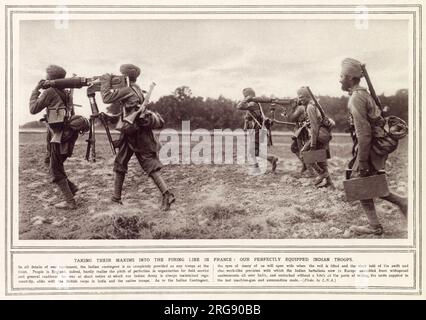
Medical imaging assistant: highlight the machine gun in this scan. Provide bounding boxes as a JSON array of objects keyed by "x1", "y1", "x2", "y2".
[
  {"x1": 85, "y1": 85, "x2": 117, "y2": 162},
  {"x1": 40, "y1": 75, "x2": 126, "y2": 161},
  {"x1": 40, "y1": 75, "x2": 127, "y2": 91}
]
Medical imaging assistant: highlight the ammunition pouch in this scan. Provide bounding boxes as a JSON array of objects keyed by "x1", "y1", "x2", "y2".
[
  {"x1": 47, "y1": 106, "x2": 68, "y2": 125},
  {"x1": 68, "y1": 115, "x2": 90, "y2": 134},
  {"x1": 317, "y1": 126, "x2": 332, "y2": 144}
]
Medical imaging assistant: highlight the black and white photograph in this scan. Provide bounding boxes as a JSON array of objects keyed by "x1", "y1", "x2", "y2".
[
  {"x1": 1, "y1": 1, "x2": 424, "y2": 300},
  {"x1": 18, "y1": 14, "x2": 410, "y2": 240}
]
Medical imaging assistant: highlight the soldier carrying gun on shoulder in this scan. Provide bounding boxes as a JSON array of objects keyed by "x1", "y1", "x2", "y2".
[
  {"x1": 100, "y1": 64, "x2": 175, "y2": 211},
  {"x1": 237, "y1": 88, "x2": 279, "y2": 175},
  {"x1": 29, "y1": 65, "x2": 90, "y2": 210}
]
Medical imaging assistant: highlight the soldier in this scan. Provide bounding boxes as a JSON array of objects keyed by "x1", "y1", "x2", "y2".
[
  {"x1": 237, "y1": 88, "x2": 278, "y2": 175},
  {"x1": 100, "y1": 64, "x2": 175, "y2": 211},
  {"x1": 29, "y1": 65, "x2": 88, "y2": 210},
  {"x1": 340, "y1": 58, "x2": 407, "y2": 235},
  {"x1": 285, "y1": 100, "x2": 310, "y2": 173},
  {"x1": 297, "y1": 87, "x2": 334, "y2": 188}
]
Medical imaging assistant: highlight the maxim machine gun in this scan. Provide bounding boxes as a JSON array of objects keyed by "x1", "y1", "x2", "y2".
[
  {"x1": 246, "y1": 97, "x2": 299, "y2": 124},
  {"x1": 41, "y1": 75, "x2": 128, "y2": 161},
  {"x1": 243, "y1": 96, "x2": 299, "y2": 146}
]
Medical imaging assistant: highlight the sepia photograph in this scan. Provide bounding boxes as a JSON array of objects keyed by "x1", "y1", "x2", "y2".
[
  {"x1": 18, "y1": 16, "x2": 411, "y2": 241},
  {"x1": 2, "y1": 0, "x2": 423, "y2": 301}
]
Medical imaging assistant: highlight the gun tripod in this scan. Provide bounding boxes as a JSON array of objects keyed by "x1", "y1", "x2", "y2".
[{"x1": 85, "y1": 91, "x2": 116, "y2": 162}]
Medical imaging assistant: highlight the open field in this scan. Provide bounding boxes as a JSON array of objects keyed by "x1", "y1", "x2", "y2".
[{"x1": 18, "y1": 131, "x2": 408, "y2": 240}]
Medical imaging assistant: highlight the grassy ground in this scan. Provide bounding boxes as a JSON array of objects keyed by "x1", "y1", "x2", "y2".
[{"x1": 19, "y1": 132, "x2": 408, "y2": 240}]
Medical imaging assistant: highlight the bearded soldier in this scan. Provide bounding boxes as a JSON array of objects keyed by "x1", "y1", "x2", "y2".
[
  {"x1": 29, "y1": 65, "x2": 89, "y2": 210},
  {"x1": 100, "y1": 64, "x2": 175, "y2": 211},
  {"x1": 237, "y1": 88, "x2": 278, "y2": 175},
  {"x1": 340, "y1": 58, "x2": 407, "y2": 235}
]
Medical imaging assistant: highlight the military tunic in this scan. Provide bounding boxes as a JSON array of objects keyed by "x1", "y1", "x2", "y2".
[
  {"x1": 100, "y1": 79, "x2": 162, "y2": 175},
  {"x1": 237, "y1": 100, "x2": 264, "y2": 157},
  {"x1": 29, "y1": 87, "x2": 78, "y2": 182},
  {"x1": 287, "y1": 104, "x2": 309, "y2": 155},
  {"x1": 348, "y1": 85, "x2": 386, "y2": 172}
]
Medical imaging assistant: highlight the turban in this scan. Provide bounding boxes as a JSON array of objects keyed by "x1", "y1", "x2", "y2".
[
  {"x1": 242, "y1": 87, "x2": 256, "y2": 98},
  {"x1": 341, "y1": 58, "x2": 364, "y2": 78},
  {"x1": 46, "y1": 65, "x2": 66, "y2": 80},
  {"x1": 297, "y1": 86, "x2": 310, "y2": 98},
  {"x1": 120, "y1": 64, "x2": 141, "y2": 80}
]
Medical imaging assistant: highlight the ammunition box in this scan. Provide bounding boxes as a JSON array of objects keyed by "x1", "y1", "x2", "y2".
[
  {"x1": 301, "y1": 149, "x2": 328, "y2": 164},
  {"x1": 343, "y1": 174, "x2": 390, "y2": 201}
]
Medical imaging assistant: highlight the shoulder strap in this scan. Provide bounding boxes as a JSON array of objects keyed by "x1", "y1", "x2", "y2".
[
  {"x1": 129, "y1": 84, "x2": 144, "y2": 104},
  {"x1": 53, "y1": 88, "x2": 69, "y2": 108}
]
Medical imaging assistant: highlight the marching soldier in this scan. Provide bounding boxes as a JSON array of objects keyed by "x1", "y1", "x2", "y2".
[
  {"x1": 340, "y1": 58, "x2": 407, "y2": 235},
  {"x1": 285, "y1": 100, "x2": 310, "y2": 173},
  {"x1": 237, "y1": 88, "x2": 278, "y2": 175},
  {"x1": 100, "y1": 64, "x2": 175, "y2": 211},
  {"x1": 297, "y1": 87, "x2": 334, "y2": 188},
  {"x1": 29, "y1": 65, "x2": 89, "y2": 210}
]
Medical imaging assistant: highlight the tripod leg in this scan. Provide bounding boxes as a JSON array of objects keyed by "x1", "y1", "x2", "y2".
[
  {"x1": 85, "y1": 118, "x2": 93, "y2": 161},
  {"x1": 92, "y1": 119, "x2": 96, "y2": 162}
]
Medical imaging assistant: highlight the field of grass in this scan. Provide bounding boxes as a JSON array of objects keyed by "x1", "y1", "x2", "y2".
[{"x1": 19, "y1": 131, "x2": 408, "y2": 240}]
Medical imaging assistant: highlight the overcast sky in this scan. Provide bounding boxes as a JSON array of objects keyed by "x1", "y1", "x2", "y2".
[{"x1": 19, "y1": 19, "x2": 409, "y2": 124}]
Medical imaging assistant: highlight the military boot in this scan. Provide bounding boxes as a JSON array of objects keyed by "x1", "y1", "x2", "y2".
[
  {"x1": 318, "y1": 176, "x2": 335, "y2": 189},
  {"x1": 349, "y1": 224, "x2": 383, "y2": 236},
  {"x1": 150, "y1": 170, "x2": 175, "y2": 211},
  {"x1": 54, "y1": 179, "x2": 77, "y2": 210},
  {"x1": 161, "y1": 191, "x2": 176, "y2": 211},
  {"x1": 268, "y1": 156, "x2": 278, "y2": 173},
  {"x1": 67, "y1": 179, "x2": 79, "y2": 195},
  {"x1": 111, "y1": 172, "x2": 125, "y2": 205},
  {"x1": 311, "y1": 166, "x2": 328, "y2": 186}
]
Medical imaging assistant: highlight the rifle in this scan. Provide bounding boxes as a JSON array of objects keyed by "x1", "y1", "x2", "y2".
[
  {"x1": 119, "y1": 82, "x2": 157, "y2": 126},
  {"x1": 360, "y1": 64, "x2": 383, "y2": 111},
  {"x1": 305, "y1": 87, "x2": 326, "y2": 118}
]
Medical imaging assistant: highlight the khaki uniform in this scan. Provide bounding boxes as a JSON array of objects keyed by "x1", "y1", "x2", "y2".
[
  {"x1": 237, "y1": 100, "x2": 263, "y2": 156},
  {"x1": 29, "y1": 87, "x2": 78, "y2": 183},
  {"x1": 287, "y1": 104, "x2": 309, "y2": 158},
  {"x1": 237, "y1": 99, "x2": 278, "y2": 172},
  {"x1": 100, "y1": 80, "x2": 162, "y2": 175},
  {"x1": 305, "y1": 102, "x2": 331, "y2": 158},
  {"x1": 101, "y1": 73, "x2": 174, "y2": 209},
  {"x1": 347, "y1": 84, "x2": 406, "y2": 230},
  {"x1": 348, "y1": 85, "x2": 386, "y2": 173}
]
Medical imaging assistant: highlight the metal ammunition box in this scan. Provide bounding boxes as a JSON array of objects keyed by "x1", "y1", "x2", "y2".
[
  {"x1": 301, "y1": 149, "x2": 328, "y2": 164},
  {"x1": 343, "y1": 174, "x2": 390, "y2": 201}
]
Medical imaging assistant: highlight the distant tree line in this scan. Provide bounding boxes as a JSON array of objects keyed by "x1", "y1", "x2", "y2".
[
  {"x1": 22, "y1": 86, "x2": 408, "y2": 132},
  {"x1": 107, "y1": 86, "x2": 408, "y2": 132}
]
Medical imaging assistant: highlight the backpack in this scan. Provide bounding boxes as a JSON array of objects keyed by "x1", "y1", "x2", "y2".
[{"x1": 371, "y1": 115, "x2": 408, "y2": 156}]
